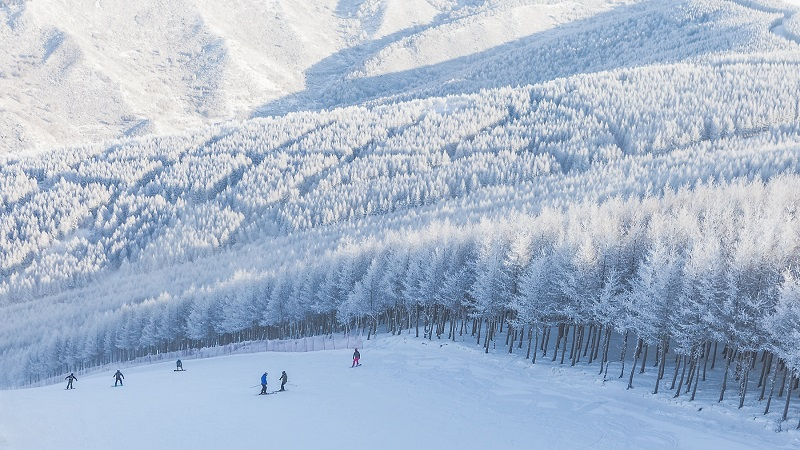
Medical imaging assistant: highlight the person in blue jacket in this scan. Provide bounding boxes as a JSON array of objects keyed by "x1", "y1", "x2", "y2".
[{"x1": 259, "y1": 372, "x2": 268, "y2": 395}]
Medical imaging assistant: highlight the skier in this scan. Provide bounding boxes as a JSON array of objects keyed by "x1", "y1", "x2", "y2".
[
  {"x1": 176, "y1": 359, "x2": 183, "y2": 371},
  {"x1": 279, "y1": 371, "x2": 288, "y2": 391},
  {"x1": 352, "y1": 348, "x2": 360, "y2": 367},
  {"x1": 259, "y1": 372, "x2": 268, "y2": 395},
  {"x1": 65, "y1": 373, "x2": 77, "y2": 389},
  {"x1": 113, "y1": 369, "x2": 124, "y2": 386}
]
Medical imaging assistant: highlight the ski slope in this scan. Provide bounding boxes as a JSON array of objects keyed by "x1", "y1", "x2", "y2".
[{"x1": 0, "y1": 336, "x2": 798, "y2": 450}]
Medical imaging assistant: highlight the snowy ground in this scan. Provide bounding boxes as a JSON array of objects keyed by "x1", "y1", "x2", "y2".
[{"x1": 1, "y1": 335, "x2": 798, "y2": 450}]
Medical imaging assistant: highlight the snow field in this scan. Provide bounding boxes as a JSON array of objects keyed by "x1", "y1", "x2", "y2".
[{"x1": 1, "y1": 335, "x2": 799, "y2": 449}]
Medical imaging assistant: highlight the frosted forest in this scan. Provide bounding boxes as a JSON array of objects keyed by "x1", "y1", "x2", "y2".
[{"x1": 3, "y1": 0, "x2": 800, "y2": 433}]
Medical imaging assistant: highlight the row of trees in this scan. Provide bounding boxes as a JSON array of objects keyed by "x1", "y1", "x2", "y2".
[{"x1": 4, "y1": 175, "x2": 800, "y2": 427}]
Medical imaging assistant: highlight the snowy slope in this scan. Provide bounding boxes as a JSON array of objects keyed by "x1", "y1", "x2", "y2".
[
  {"x1": 0, "y1": 0, "x2": 345, "y2": 153},
  {"x1": 1, "y1": 335, "x2": 798, "y2": 450},
  {"x1": 0, "y1": 0, "x2": 639, "y2": 154},
  {"x1": 6, "y1": 0, "x2": 799, "y2": 154}
]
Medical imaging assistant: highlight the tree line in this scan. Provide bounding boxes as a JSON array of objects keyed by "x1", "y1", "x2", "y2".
[{"x1": 6, "y1": 174, "x2": 800, "y2": 428}]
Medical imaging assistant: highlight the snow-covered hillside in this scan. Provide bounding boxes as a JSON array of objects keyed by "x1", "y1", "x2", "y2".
[
  {"x1": 3, "y1": 0, "x2": 800, "y2": 439},
  {"x1": 0, "y1": 0, "x2": 639, "y2": 154},
  {"x1": 1, "y1": 336, "x2": 798, "y2": 450},
  {"x1": 3, "y1": 0, "x2": 800, "y2": 154}
]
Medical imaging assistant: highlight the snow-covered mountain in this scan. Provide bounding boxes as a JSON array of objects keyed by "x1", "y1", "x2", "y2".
[
  {"x1": 3, "y1": 0, "x2": 799, "y2": 154},
  {"x1": 3, "y1": 0, "x2": 800, "y2": 437},
  {"x1": 0, "y1": 0, "x2": 633, "y2": 154}
]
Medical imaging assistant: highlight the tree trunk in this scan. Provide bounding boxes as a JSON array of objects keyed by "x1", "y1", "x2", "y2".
[
  {"x1": 674, "y1": 356, "x2": 688, "y2": 398},
  {"x1": 599, "y1": 326, "x2": 611, "y2": 377},
  {"x1": 576, "y1": 325, "x2": 586, "y2": 364},
  {"x1": 507, "y1": 323, "x2": 514, "y2": 354},
  {"x1": 779, "y1": 361, "x2": 789, "y2": 398},
  {"x1": 719, "y1": 347, "x2": 734, "y2": 402},
  {"x1": 653, "y1": 343, "x2": 670, "y2": 395},
  {"x1": 739, "y1": 351, "x2": 753, "y2": 409},
  {"x1": 684, "y1": 352, "x2": 696, "y2": 395},
  {"x1": 570, "y1": 325, "x2": 581, "y2": 367},
  {"x1": 568, "y1": 325, "x2": 577, "y2": 364},
  {"x1": 711, "y1": 342, "x2": 718, "y2": 370},
  {"x1": 414, "y1": 303, "x2": 419, "y2": 337},
  {"x1": 691, "y1": 352, "x2": 702, "y2": 401},
  {"x1": 483, "y1": 319, "x2": 492, "y2": 354},
  {"x1": 542, "y1": 326, "x2": 551, "y2": 356},
  {"x1": 552, "y1": 324, "x2": 563, "y2": 362},
  {"x1": 702, "y1": 341, "x2": 711, "y2": 381},
  {"x1": 668, "y1": 354, "x2": 681, "y2": 392},
  {"x1": 757, "y1": 351, "x2": 770, "y2": 390},
  {"x1": 759, "y1": 352, "x2": 773, "y2": 401},
  {"x1": 765, "y1": 360, "x2": 781, "y2": 415},
  {"x1": 619, "y1": 330, "x2": 629, "y2": 379},
  {"x1": 628, "y1": 338, "x2": 643, "y2": 390},
  {"x1": 583, "y1": 324, "x2": 594, "y2": 358},
  {"x1": 783, "y1": 371, "x2": 795, "y2": 421},
  {"x1": 592, "y1": 324, "x2": 603, "y2": 363},
  {"x1": 639, "y1": 344, "x2": 649, "y2": 374},
  {"x1": 526, "y1": 325, "x2": 533, "y2": 360}
]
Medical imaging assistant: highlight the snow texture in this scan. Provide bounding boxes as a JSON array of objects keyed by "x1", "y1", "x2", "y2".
[{"x1": 1, "y1": 335, "x2": 798, "y2": 449}]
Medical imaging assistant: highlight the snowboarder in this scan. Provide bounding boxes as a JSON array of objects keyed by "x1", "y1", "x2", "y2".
[
  {"x1": 279, "y1": 371, "x2": 288, "y2": 391},
  {"x1": 352, "y1": 348, "x2": 360, "y2": 367},
  {"x1": 113, "y1": 369, "x2": 124, "y2": 386},
  {"x1": 65, "y1": 373, "x2": 77, "y2": 389},
  {"x1": 259, "y1": 372, "x2": 268, "y2": 395},
  {"x1": 176, "y1": 359, "x2": 183, "y2": 371}
]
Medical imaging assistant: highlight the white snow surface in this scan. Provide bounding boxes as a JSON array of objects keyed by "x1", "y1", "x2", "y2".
[
  {"x1": 1, "y1": 0, "x2": 799, "y2": 155},
  {"x1": 0, "y1": 0, "x2": 659, "y2": 154},
  {"x1": 1, "y1": 335, "x2": 798, "y2": 450}
]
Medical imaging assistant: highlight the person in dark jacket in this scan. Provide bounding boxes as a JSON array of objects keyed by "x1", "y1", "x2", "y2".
[
  {"x1": 65, "y1": 373, "x2": 77, "y2": 389},
  {"x1": 259, "y1": 372, "x2": 268, "y2": 395},
  {"x1": 176, "y1": 359, "x2": 183, "y2": 371},
  {"x1": 352, "y1": 348, "x2": 360, "y2": 367},
  {"x1": 279, "y1": 371, "x2": 288, "y2": 391},
  {"x1": 113, "y1": 370, "x2": 124, "y2": 386}
]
